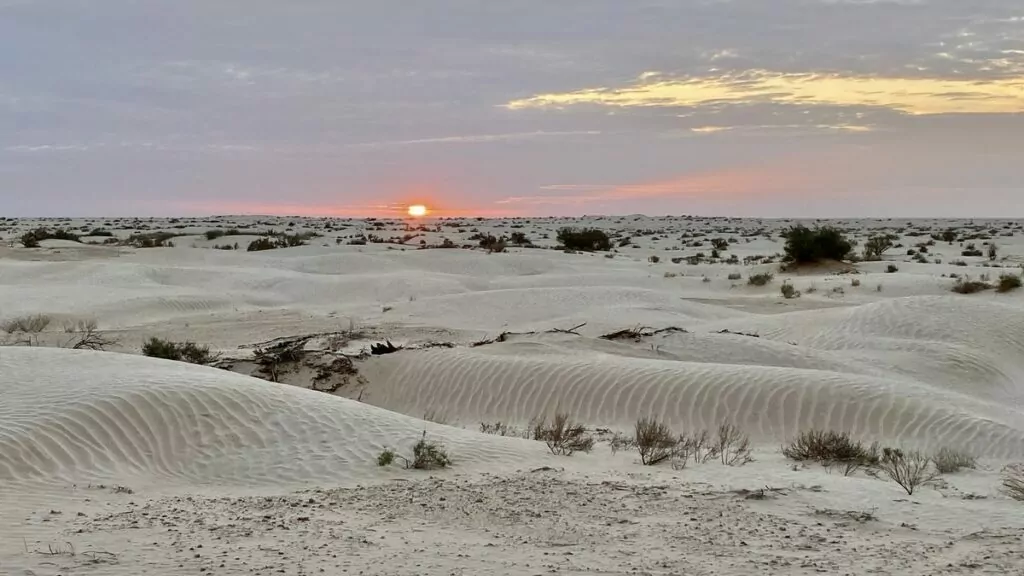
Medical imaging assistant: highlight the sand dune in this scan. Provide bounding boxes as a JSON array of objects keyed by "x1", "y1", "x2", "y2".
[
  {"x1": 3, "y1": 216, "x2": 1024, "y2": 574},
  {"x1": 0, "y1": 346, "x2": 542, "y2": 489}
]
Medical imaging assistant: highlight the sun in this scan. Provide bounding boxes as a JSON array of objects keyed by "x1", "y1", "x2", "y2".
[{"x1": 407, "y1": 204, "x2": 428, "y2": 217}]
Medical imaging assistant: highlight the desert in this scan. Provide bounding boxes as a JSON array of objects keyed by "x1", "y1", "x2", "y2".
[{"x1": 2, "y1": 215, "x2": 1024, "y2": 575}]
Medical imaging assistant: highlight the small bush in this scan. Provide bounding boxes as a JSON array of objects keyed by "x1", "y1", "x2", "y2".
[
  {"x1": 997, "y1": 274, "x2": 1022, "y2": 293},
  {"x1": 783, "y1": 430, "x2": 879, "y2": 467},
  {"x1": 376, "y1": 432, "x2": 451, "y2": 470},
  {"x1": 1002, "y1": 464, "x2": 1024, "y2": 501},
  {"x1": 556, "y1": 228, "x2": 611, "y2": 251},
  {"x1": 727, "y1": 273, "x2": 742, "y2": 281},
  {"x1": 377, "y1": 449, "x2": 396, "y2": 467},
  {"x1": 19, "y1": 232, "x2": 40, "y2": 248},
  {"x1": 748, "y1": 272, "x2": 774, "y2": 286},
  {"x1": 142, "y1": 337, "x2": 218, "y2": 365},
  {"x1": 634, "y1": 416, "x2": 679, "y2": 466},
  {"x1": 716, "y1": 423, "x2": 753, "y2": 466},
  {"x1": 952, "y1": 278, "x2": 992, "y2": 294},
  {"x1": 205, "y1": 229, "x2": 226, "y2": 241},
  {"x1": 863, "y1": 234, "x2": 897, "y2": 261},
  {"x1": 783, "y1": 225, "x2": 853, "y2": 264},
  {"x1": 533, "y1": 413, "x2": 595, "y2": 456},
  {"x1": 247, "y1": 237, "x2": 277, "y2": 251},
  {"x1": 648, "y1": 255, "x2": 660, "y2": 264},
  {"x1": 886, "y1": 264, "x2": 899, "y2": 273},
  {"x1": 877, "y1": 448, "x2": 939, "y2": 495},
  {"x1": 780, "y1": 282, "x2": 799, "y2": 299},
  {"x1": 412, "y1": 434, "x2": 451, "y2": 469},
  {"x1": 932, "y1": 447, "x2": 977, "y2": 474}
]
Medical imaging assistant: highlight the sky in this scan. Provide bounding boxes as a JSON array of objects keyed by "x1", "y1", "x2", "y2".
[{"x1": 2, "y1": 0, "x2": 1023, "y2": 218}]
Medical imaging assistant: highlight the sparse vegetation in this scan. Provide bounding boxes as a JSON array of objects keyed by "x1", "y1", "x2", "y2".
[
  {"x1": 931, "y1": 447, "x2": 977, "y2": 474},
  {"x1": 782, "y1": 430, "x2": 879, "y2": 475},
  {"x1": 780, "y1": 282, "x2": 799, "y2": 299},
  {"x1": 142, "y1": 337, "x2": 219, "y2": 365},
  {"x1": 748, "y1": 272, "x2": 774, "y2": 286},
  {"x1": 1003, "y1": 464, "x2": 1024, "y2": 501},
  {"x1": 532, "y1": 413, "x2": 595, "y2": 456},
  {"x1": 1, "y1": 313, "x2": 53, "y2": 345},
  {"x1": 377, "y1": 432, "x2": 451, "y2": 470}
]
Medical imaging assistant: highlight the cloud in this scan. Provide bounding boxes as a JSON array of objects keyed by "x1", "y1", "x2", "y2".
[{"x1": 507, "y1": 70, "x2": 1024, "y2": 115}]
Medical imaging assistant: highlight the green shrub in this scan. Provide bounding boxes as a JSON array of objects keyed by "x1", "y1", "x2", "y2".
[
  {"x1": 556, "y1": 228, "x2": 611, "y2": 251},
  {"x1": 783, "y1": 225, "x2": 853, "y2": 264},
  {"x1": 780, "y1": 282, "x2": 799, "y2": 299},
  {"x1": 863, "y1": 234, "x2": 897, "y2": 261},
  {"x1": 748, "y1": 272, "x2": 774, "y2": 286}
]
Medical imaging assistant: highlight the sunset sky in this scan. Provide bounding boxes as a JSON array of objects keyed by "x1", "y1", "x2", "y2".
[{"x1": 2, "y1": 0, "x2": 1022, "y2": 217}]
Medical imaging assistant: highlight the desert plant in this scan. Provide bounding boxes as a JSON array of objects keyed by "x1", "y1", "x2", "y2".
[
  {"x1": 748, "y1": 272, "x2": 774, "y2": 286},
  {"x1": 951, "y1": 278, "x2": 992, "y2": 294},
  {"x1": 142, "y1": 337, "x2": 218, "y2": 365},
  {"x1": 247, "y1": 237, "x2": 277, "y2": 251},
  {"x1": 997, "y1": 274, "x2": 1022, "y2": 293},
  {"x1": 886, "y1": 264, "x2": 899, "y2": 273},
  {"x1": 780, "y1": 282, "x2": 799, "y2": 299},
  {"x1": 782, "y1": 430, "x2": 879, "y2": 468},
  {"x1": 877, "y1": 448, "x2": 939, "y2": 495},
  {"x1": 931, "y1": 447, "x2": 977, "y2": 474},
  {"x1": 1, "y1": 313, "x2": 52, "y2": 345},
  {"x1": 634, "y1": 416, "x2": 679, "y2": 466},
  {"x1": 988, "y1": 243, "x2": 998, "y2": 261},
  {"x1": 62, "y1": 319, "x2": 118, "y2": 351},
  {"x1": 376, "y1": 433, "x2": 451, "y2": 470},
  {"x1": 727, "y1": 273, "x2": 742, "y2": 281},
  {"x1": 412, "y1": 433, "x2": 451, "y2": 469},
  {"x1": 556, "y1": 228, "x2": 611, "y2": 251},
  {"x1": 377, "y1": 449, "x2": 396, "y2": 467},
  {"x1": 480, "y1": 422, "x2": 514, "y2": 436},
  {"x1": 533, "y1": 413, "x2": 595, "y2": 456},
  {"x1": 205, "y1": 229, "x2": 226, "y2": 241},
  {"x1": 1002, "y1": 464, "x2": 1024, "y2": 501},
  {"x1": 716, "y1": 423, "x2": 753, "y2": 466},
  {"x1": 19, "y1": 232, "x2": 40, "y2": 248},
  {"x1": 783, "y1": 225, "x2": 853, "y2": 264},
  {"x1": 863, "y1": 234, "x2": 897, "y2": 261}
]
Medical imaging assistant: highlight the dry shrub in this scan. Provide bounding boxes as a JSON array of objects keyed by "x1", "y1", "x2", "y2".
[
  {"x1": 877, "y1": 448, "x2": 939, "y2": 495},
  {"x1": 952, "y1": 278, "x2": 991, "y2": 294},
  {"x1": 634, "y1": 416, "x2": 680, "y2": 466},
  {"x1": 533, "y1": 413, "x2": 595, "y2": 456},
  {"x1": 62, "y1": 319, "x2": 118, "y2": 351},
  {"x1": 1, "y1": 313, "x2": 53, "y2": 346},
  {"x1": 1, "y1": 313, "x2": 52, "y2": 335},
  {"x1": 997, "y1": 274, "x2": 1022, "y2": 293},
  {"x1": 479, "y1": 422, "x2": 514, "y2": 436},
  {"x1": 717, "y1": 423, "x2": 753, "y2": 466},
  {"x1": 142, "y1": 337, "x2": 218, "y2": 365},
  {"x1": 1002, "y1": 464, "x2": 1024, "y2": 501},
  {"x1": 783, "y1": 430, "x2": 878, "y2": 464},
  {"x1": 932, "y1": 447, "x2": 977, "y2": 474}
]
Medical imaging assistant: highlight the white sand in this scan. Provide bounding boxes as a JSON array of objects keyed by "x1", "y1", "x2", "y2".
[{"x1": 2, "y1": 215, "x2": 1024, "y2": 574}]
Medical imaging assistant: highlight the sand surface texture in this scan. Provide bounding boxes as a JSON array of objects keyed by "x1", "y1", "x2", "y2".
[{"x1": 2, "y1": 215, "x2": 1023, "y2": 574}]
